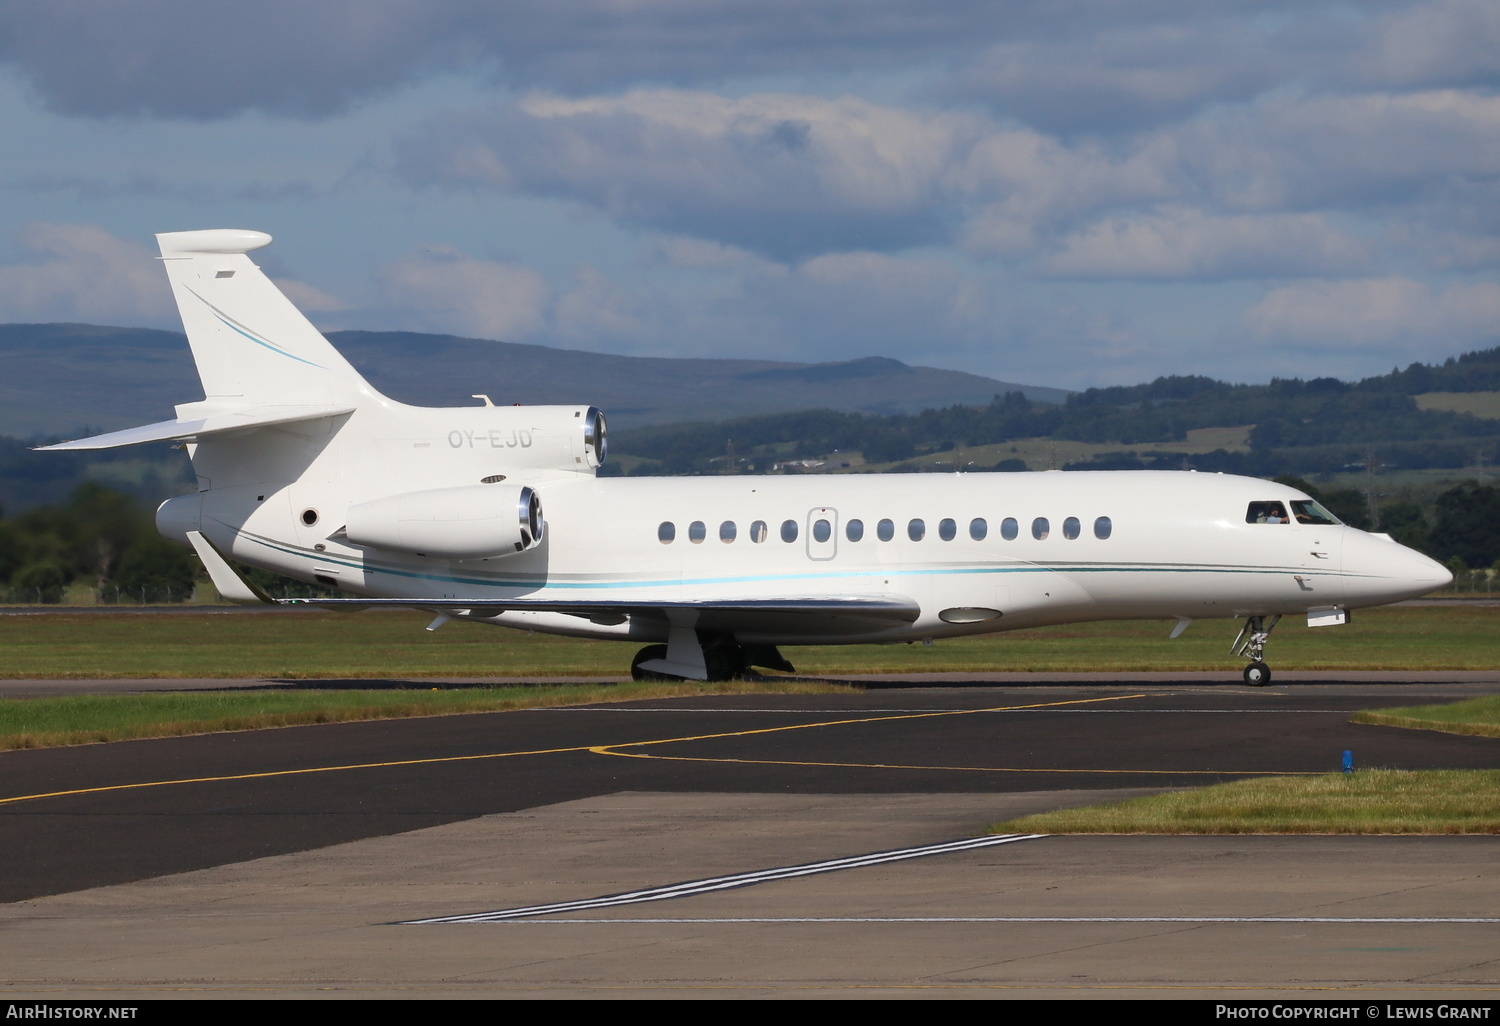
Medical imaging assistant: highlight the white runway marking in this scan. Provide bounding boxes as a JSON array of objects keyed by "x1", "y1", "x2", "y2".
[{"x1": 402, "y1": 834, "x2": 1044, "y2": 924}]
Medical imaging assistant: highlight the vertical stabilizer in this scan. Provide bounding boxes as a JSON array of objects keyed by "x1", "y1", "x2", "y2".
[{"x1": 156, "y1": 230, "x2": 374, "y2": 409}]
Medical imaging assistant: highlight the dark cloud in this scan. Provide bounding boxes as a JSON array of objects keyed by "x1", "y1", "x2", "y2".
[
  {"x1": 939, "y1": 20, "x2": 1297, "y2": 134},
  {"x1": 389, "y1": 93, "x2": 970, "y2": 260},
  {"x1": 0, "y1": 0, "x2": 1301, "y2": 120},
  {"x1": 939, "y1": 1, "x2": 1500, "y2": 135},
  {"x1": 0, "y1": 1, "x2": 480, "y2": 118}
]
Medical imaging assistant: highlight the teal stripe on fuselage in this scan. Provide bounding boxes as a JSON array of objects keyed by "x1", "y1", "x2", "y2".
[{"x1": 230, "y1": 524, "x2": 1371, "y2": 596}]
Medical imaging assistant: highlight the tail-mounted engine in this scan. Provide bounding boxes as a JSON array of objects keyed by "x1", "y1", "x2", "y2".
[
  {"x1": 345, "y1": 483, "x2": 545, "y2": 560},
  {"x1": 435, "y1": 404, "x2": 607, "y2": 473}
]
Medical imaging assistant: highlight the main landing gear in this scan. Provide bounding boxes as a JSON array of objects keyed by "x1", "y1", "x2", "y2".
[
  {"x1": 630, "y1": 632, "x2": 795, "y2": 682},
  {"x1": 1231, "y1": 614, "x2": 1281, "y2": 686}
]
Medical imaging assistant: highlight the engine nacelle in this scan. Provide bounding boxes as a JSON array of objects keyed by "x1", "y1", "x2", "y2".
[
  {"x1": 436, "y1": 405, "x2": 607, "y2": 473},
  {"x1": 345, "y1": 484, "x2": 544, "y2": 560}
]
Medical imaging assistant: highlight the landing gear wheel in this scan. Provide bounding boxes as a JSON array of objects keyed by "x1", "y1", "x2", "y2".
[
  {"x1": 1243, "y1": 661, "x2": 1271, "y2": 687},
  {"x1": 630, "y1": 644, "x2": 673, "y2": 682},
  {"x1": 702, "y1": 641, "x2": 746, "y2": 682}
]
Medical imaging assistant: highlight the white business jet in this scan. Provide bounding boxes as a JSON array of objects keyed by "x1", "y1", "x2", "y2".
[{"x1": 43, "y1": 230, "x2": 1451, "y2": 686}]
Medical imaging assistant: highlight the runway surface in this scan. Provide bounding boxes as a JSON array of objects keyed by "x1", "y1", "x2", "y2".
[{"x1": 1, "y1": 675, "x2": 1497, "y2": 998}]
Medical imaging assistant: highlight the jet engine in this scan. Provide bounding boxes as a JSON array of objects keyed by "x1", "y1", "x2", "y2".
[
  {"x1": 345, "y1": 483, "x2": 544, "y2": 559},
  {"x1": 432, "y1": 405, "x2": 607, "y2": 473}
]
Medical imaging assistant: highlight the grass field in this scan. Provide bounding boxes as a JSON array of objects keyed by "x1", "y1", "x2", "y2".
[
  {"x1": 990, "y1": 770, "x2": 1500, "y2": 835},
  {"x1": 1415, "y1": 391, "x2": 1500, "y2": 419},
  {"x1": 0, "y1": 604, "x2": 1493, "y2": 679},
  {"x1": 1353, "y1": 695, "x2": 1500, "y2": 738},
  {"x1": 0, "y1": 680, "x2": 852, "y2": 751}
]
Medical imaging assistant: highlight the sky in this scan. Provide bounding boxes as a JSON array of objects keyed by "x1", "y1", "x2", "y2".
[{"x1": 0, "y1": 0, "x2": 1496, "y2": 392}]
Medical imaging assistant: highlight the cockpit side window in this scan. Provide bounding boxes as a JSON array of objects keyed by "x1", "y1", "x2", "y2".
[{"x1": 1246, "y1": 501, "x2": 1290, "y2": 524}]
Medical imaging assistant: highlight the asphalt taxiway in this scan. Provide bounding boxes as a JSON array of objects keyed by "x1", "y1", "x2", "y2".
[{"x1": 1, "y1": 675, "x2": 1497, "y2": 998}]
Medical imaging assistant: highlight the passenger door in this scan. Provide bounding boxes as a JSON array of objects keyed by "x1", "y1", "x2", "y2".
[{"x1": 806, "y1": 507, "x2": 838, "y2": 560}]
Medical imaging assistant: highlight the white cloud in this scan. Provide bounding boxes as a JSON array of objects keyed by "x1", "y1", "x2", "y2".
[
  {"x1": 652, "y1": 235, "x2": 783, "y2": 274},
  {"x1": 552, "y1": 265, "x2": 664, "y2": 347},
  {"x1": 1351, "y1": 0, "x2": 1500, "y2": 91},
  {"x1": 1244, "y1": 277, "x2": 1500, "y2": 349},
  {"x1": 271, "y1": 278, "x2": 347, "y2": 313},
  {"x1": 1042, "y1": 207, "x2": 1373, "y2": 279},
  {"x1": 0, "y1": 222, "x2": 171, "y2": 323},
  {"x1": 377, "y1": 245, "x2": 550, "y2": 340}
]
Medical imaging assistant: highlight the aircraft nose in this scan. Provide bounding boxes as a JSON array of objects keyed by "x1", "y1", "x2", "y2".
[{"x1": 1343, "y1": 530, "x2": 1451, "y2": 605}]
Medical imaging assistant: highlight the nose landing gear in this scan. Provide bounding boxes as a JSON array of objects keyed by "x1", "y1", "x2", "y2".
[{"x1": 1232, "y1": 614, "x2": 1281, "y2": 686}]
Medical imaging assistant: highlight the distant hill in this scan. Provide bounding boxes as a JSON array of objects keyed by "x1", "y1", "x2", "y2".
[{"x1": 0, "y1": 323, "x2": 1070, "y2": 438}]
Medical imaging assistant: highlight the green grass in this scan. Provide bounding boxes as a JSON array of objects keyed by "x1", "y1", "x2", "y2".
[
  {"x1": 991, "y1": 770, "x2": 1500, "y2": 835},
  {"x1": 1353, "y1": 695, "x2": 1500, "y2": 738},
  {"x1": 790, "y1": 605, "x2": 1500, "y2": 674},
  {"x1": 1415, "y1": 391, "x2": 1500, "y2": 419},
  {"x1": 0, "y1": 605, "x2": 1494, "y2": 679},
  {"x1": 0, "y1": 680, "x2": 852, "y2": 751}
]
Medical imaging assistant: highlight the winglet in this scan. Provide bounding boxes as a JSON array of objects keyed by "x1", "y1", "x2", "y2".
[{"x1": 186, "y1": 530, "x2": 274, "y2": 605}]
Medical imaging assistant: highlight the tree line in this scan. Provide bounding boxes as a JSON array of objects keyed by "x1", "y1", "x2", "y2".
[
  {"x1": 607, "y1": 345, "x2": 1500, "y2": 477},
  {"x1": 0, "y1": 482, "x2": 198, "y2": 603}
]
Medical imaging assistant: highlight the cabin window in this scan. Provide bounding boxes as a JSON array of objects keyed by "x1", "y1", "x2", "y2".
[
  {"x1": 938, "y1": 518, "x2": 957, "y2": 541},
  {"x1": 970, "y1": 517, "x2": 987, "y2": 540},
  {"x1": 813, "y1": 518, "x2": 832, "y2": 543},
  {"x1": 1001, "y1": 517, "x2": 1018, "y2": 540},
  {"x1": 781, "y1": 519, "x2": 799, "y2": 542},
  {"x1": 750, "y1": 520, "x2": 768, "y2": 543},
  {"x1": 658, "y1": 521, "x2": 675, "y2": 544},
  {"x1": 720, "y1": 520, "x2": 737, "y2": 543},
  {"x1": 877, "y1": 518, "x2": 895, "y2": 541},
  {"x1": 689, "y1": 520, "x2": 706, "y2": 543},
  {"x1": 1094, "y1": 516, "x2": 1112, "y2": 540},
  {"x1": 846, "y1": 518, "x2": 864, "y2": 542},
  {"x1": 1032, "y1": 517, "x2": 1050, "y2": 540},
  {"x1": 908, "y1": 518, "x2": 926, "y2": 541},
  {"x1": 1063, "y1": 516, "x2": 1081, "y2": 540}
]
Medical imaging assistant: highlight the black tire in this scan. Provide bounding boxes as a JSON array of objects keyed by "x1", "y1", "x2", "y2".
[
  {"x1": 1243, "y1": 661, "x2": 1271, "y2": 686},
  {"x1": 630, "y1": 644, "x2": 673, "y2": 682}
]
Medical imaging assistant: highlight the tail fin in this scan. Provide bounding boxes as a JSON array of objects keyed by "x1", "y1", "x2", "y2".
[{"x1": 156, "y1": 229, "x2": 375, "y2": 408}]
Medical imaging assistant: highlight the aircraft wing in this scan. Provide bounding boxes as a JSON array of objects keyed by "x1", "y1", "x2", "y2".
[
  {"x1": 187, "y1": 528, "x2": 918, "y2": 636},
  {"x1": 281, "y1": 595, "x2": 921, "y2": 636}
]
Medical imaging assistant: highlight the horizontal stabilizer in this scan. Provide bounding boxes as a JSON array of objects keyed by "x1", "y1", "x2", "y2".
[{"x1": 36, "y1": 404, "x2": 355, "y2": 451}]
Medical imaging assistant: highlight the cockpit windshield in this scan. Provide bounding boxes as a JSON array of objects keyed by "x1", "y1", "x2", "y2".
[
  {"x1": 1290, "y1": 499, "x2": 1341, "y2": 526},
  {"x1": 1246, "y1": 499, "x2": 1342, "y2": 525}
]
